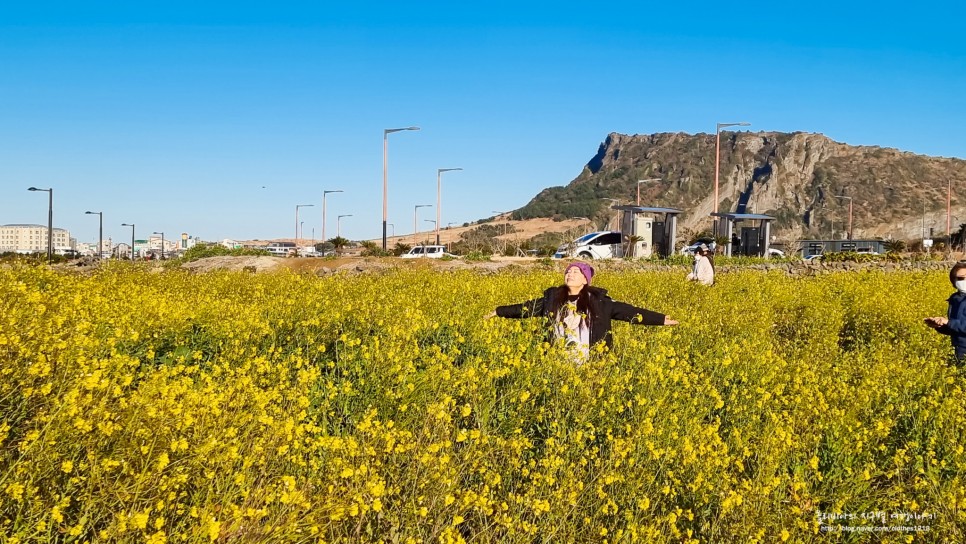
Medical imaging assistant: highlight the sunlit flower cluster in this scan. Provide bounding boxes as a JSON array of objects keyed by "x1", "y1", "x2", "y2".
[{"x1": 0, "y1": 263, "x2": 963, "y2": 542}]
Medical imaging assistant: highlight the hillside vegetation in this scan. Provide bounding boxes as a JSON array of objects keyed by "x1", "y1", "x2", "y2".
[{"x1": 515, "y1": 132, "x2": 966, "y2": 241}]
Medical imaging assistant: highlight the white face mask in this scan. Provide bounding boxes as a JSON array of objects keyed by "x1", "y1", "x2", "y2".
[{"x1": 956, "y1": 280, "x2": 966, "y2": 293}]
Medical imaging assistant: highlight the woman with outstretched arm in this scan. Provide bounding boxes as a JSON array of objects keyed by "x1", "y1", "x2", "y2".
[{"x1": 486, "y1": 262, "x2": 677, "y2": 360}]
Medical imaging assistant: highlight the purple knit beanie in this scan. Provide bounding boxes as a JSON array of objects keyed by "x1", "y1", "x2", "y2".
[{"x1": 566, "y1": 262, "x2": 594, "y2": 284}]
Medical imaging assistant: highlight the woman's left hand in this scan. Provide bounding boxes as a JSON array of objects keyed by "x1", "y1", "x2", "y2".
[
  {"x1": 925, "y1": 316, "x2": 948, "y2": 328},
  {"x1": 664, "y1": 317, "x2": 679, "y2": 325}
]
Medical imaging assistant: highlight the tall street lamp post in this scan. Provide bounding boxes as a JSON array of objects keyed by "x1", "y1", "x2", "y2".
[
  {"x1": 28, "y1": 187, "x2": 53, "y2": 263},
  {"x1": 383, "y1": 126, "x2": 420, "y2": 251},
  {"x1": 388, "y1": 223, "x2": 395, "y2": 238},
  {"x1": 424, "y1": 219, "x2": 437, "y2": 243},
  {"x1": 833, "y1": 196, "x2": 853, "y2": 240},
  {"x1": 295, "y1": 204, "x2": 314, "y2": 246},
  {"x1": 153, "y1": 231, "x2": 165, "y2": 260},
  {"x1": 121, "y1": 223, "x2": 135, "y2": 261},
  {"x1": 85, "y1": 211, "x2": 103, "y2": 259},
  {"x1": 947, "y1": 178, "x2": 952, "y2": 242},
  {"x1": 414, "y1": 205, "x2": 432, "y2": 247},
  {"x1": 492, "y1": 210, "x2": 510, "y2": 254},
  {"x1": 322, "y1": 189, "x2": 343, "y2": 246},
  {"x1": 637, "y1": 178, "x2": 660, "y2": 206},
  {"x1": 337, "y1": 214, "x2": 352, "y2": 238},
  {"x1": 922, "y1": 200, "x2": 927, "y2": 246},
  {"x1": 714, "y1": 122, "x2": 751, "y2": 234},
  {"x1": 436, "y1": 168, "x2": 462, "y2": 245}
]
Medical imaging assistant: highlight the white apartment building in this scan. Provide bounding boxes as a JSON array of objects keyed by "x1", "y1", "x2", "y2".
[{"x1": 0, "y1": 224, "x2": 72, "y2": 253}]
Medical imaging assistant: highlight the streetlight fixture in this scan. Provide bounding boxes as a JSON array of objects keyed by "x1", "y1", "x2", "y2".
[
  {"x1": 436, "y1": 167, "x2": 462, "y2": 245},
  {"x1": 337, "y1": 214, "x2": 353, "y2": 238},
  {"x1": 152, "y1": 231, "x2": 165, "y2": 260},
  {"x1": 85, "y1": 211, "x2": 103, "y2": 260},
  {"x1": 388, "y1": 223, "x2": 395, "y2": 238},
  {"x1": 121, "y1": 223, "x2": 135, "y2": 261},
  {"x1": 492, "y1": 210, "x2": 510, "y2": 254},
  {"x1": 322, "y1": 189, "x2": 343, "y2": 246},
  {"x1": 27, "y1": 187, "x2": 53, "y2": 263},
  {"x1": 833, "y1": 196, "x2": 853, "y2": 240},
  {"x1": 714, "y1": 122, "x2": 751, "y2": 233},
  {"x1": 295, "y1": 204, "x2": 314, "y2": 245},
  {"x1": 383, "y1": 126, "x2": 420, "y2": 251},
  {"x1": 636, "y1": 178, "x2": 660, "y2": 206},
  {"x1": 414, "y1": 204, "x2": 432, "y2": 246}
]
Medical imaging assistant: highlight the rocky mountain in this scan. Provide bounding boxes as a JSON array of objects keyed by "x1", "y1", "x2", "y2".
[{"x1": 514, "y1": 132, "x2": 966, "y2": 242}]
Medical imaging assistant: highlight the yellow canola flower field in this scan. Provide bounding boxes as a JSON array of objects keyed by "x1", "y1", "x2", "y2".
[{"x1": 0, "y1": 263, "x2": 963, "y2": 543}]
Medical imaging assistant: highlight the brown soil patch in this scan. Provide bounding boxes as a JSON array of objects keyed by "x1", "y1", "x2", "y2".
[{"x1": 372, "y1": 215, "x2": 593, "y2": 247}]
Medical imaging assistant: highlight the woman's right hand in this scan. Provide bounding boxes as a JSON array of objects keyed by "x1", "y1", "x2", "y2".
[{"x1": 485, "y1": 311, "x2": 497, "y2": 319}]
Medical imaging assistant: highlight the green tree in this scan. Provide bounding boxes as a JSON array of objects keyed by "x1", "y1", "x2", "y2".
[
  {"x1": 393, "y1": 242, "x2": 412, "y2": 256},
  {"x1": 360, "y1": 241, "x2": 390, "y2": 257},
  {"x1": 882, "y1": 239, "x2": 906, "y2": 253},
  {"x1": 327, "y1": 237, "x2": 350, "y2": 256}
]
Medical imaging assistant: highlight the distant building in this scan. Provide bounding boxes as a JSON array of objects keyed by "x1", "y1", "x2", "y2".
[
  {"x1": 0, "y1": 224, "x2": 72, "y2": 253},
  {"x1": 114, "y1": 243, "x2": 131, "y2": 259},
  {"x1": 74, "y1": 241, "x2": 96, "y2": 256},
  {"x1": 147, "y1": 235, "x2": 177, "y2": 253}
]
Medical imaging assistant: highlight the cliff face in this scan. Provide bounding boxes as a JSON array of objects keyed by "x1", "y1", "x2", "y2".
[{"x1": 516, "y1": 132, "x2": 966, "y2": 241}]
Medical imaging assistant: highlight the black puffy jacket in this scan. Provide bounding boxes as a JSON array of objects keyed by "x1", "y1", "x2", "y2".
[{"x1": 495, "y1": 286, "x2": 667, "y2": 349}]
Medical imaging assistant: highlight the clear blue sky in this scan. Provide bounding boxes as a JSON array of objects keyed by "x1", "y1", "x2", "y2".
[{"x1": 2, "y1": 1, "x2": 964, "y2": 245}]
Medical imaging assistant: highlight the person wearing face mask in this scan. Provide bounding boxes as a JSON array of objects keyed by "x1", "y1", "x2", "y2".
[
  {"x1": 686, "y1": 244, "x2": 714, "y2": 286},
  {"x1": 924, "y1": 261, "x2": 966, "y2": 364},
  {"x1": 486, "y1": 261, "x2": 678, "y2": 360}
]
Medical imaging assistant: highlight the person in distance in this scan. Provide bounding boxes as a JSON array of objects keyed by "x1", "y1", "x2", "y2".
[{"x1": 686, "y1": 243, "x2": 715, "y2": 286}]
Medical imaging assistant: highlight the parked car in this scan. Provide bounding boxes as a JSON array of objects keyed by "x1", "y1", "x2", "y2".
[
  {"x1": 767, "y1": 248, "x2": 786, "y2": 258},
  {"x1": 401, "y1": 245, "x2": 453, "y2": 259},
  {"x1": 681, "y1": 239, "x2": 716, "y2": 255},
  {"x1": 804, "y1": 253, "x2": 824, "y2": 262},
  {"x1": 553, "y1": 231, "x2": 623, "y2": 260},
  {"x1": 856, "y1": 247, "x2": 880, "y2": 255}
]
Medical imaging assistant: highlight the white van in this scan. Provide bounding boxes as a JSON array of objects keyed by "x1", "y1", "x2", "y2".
[
  {"x1": 264, "y1": 242, "x2": 296, "y2": 257},
  {"x1": 553, "y1": 231, "x2": 623, "y2": 260},
  {"x1": 401, "y1": 245, "x2": 450, "y2": 259}
]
